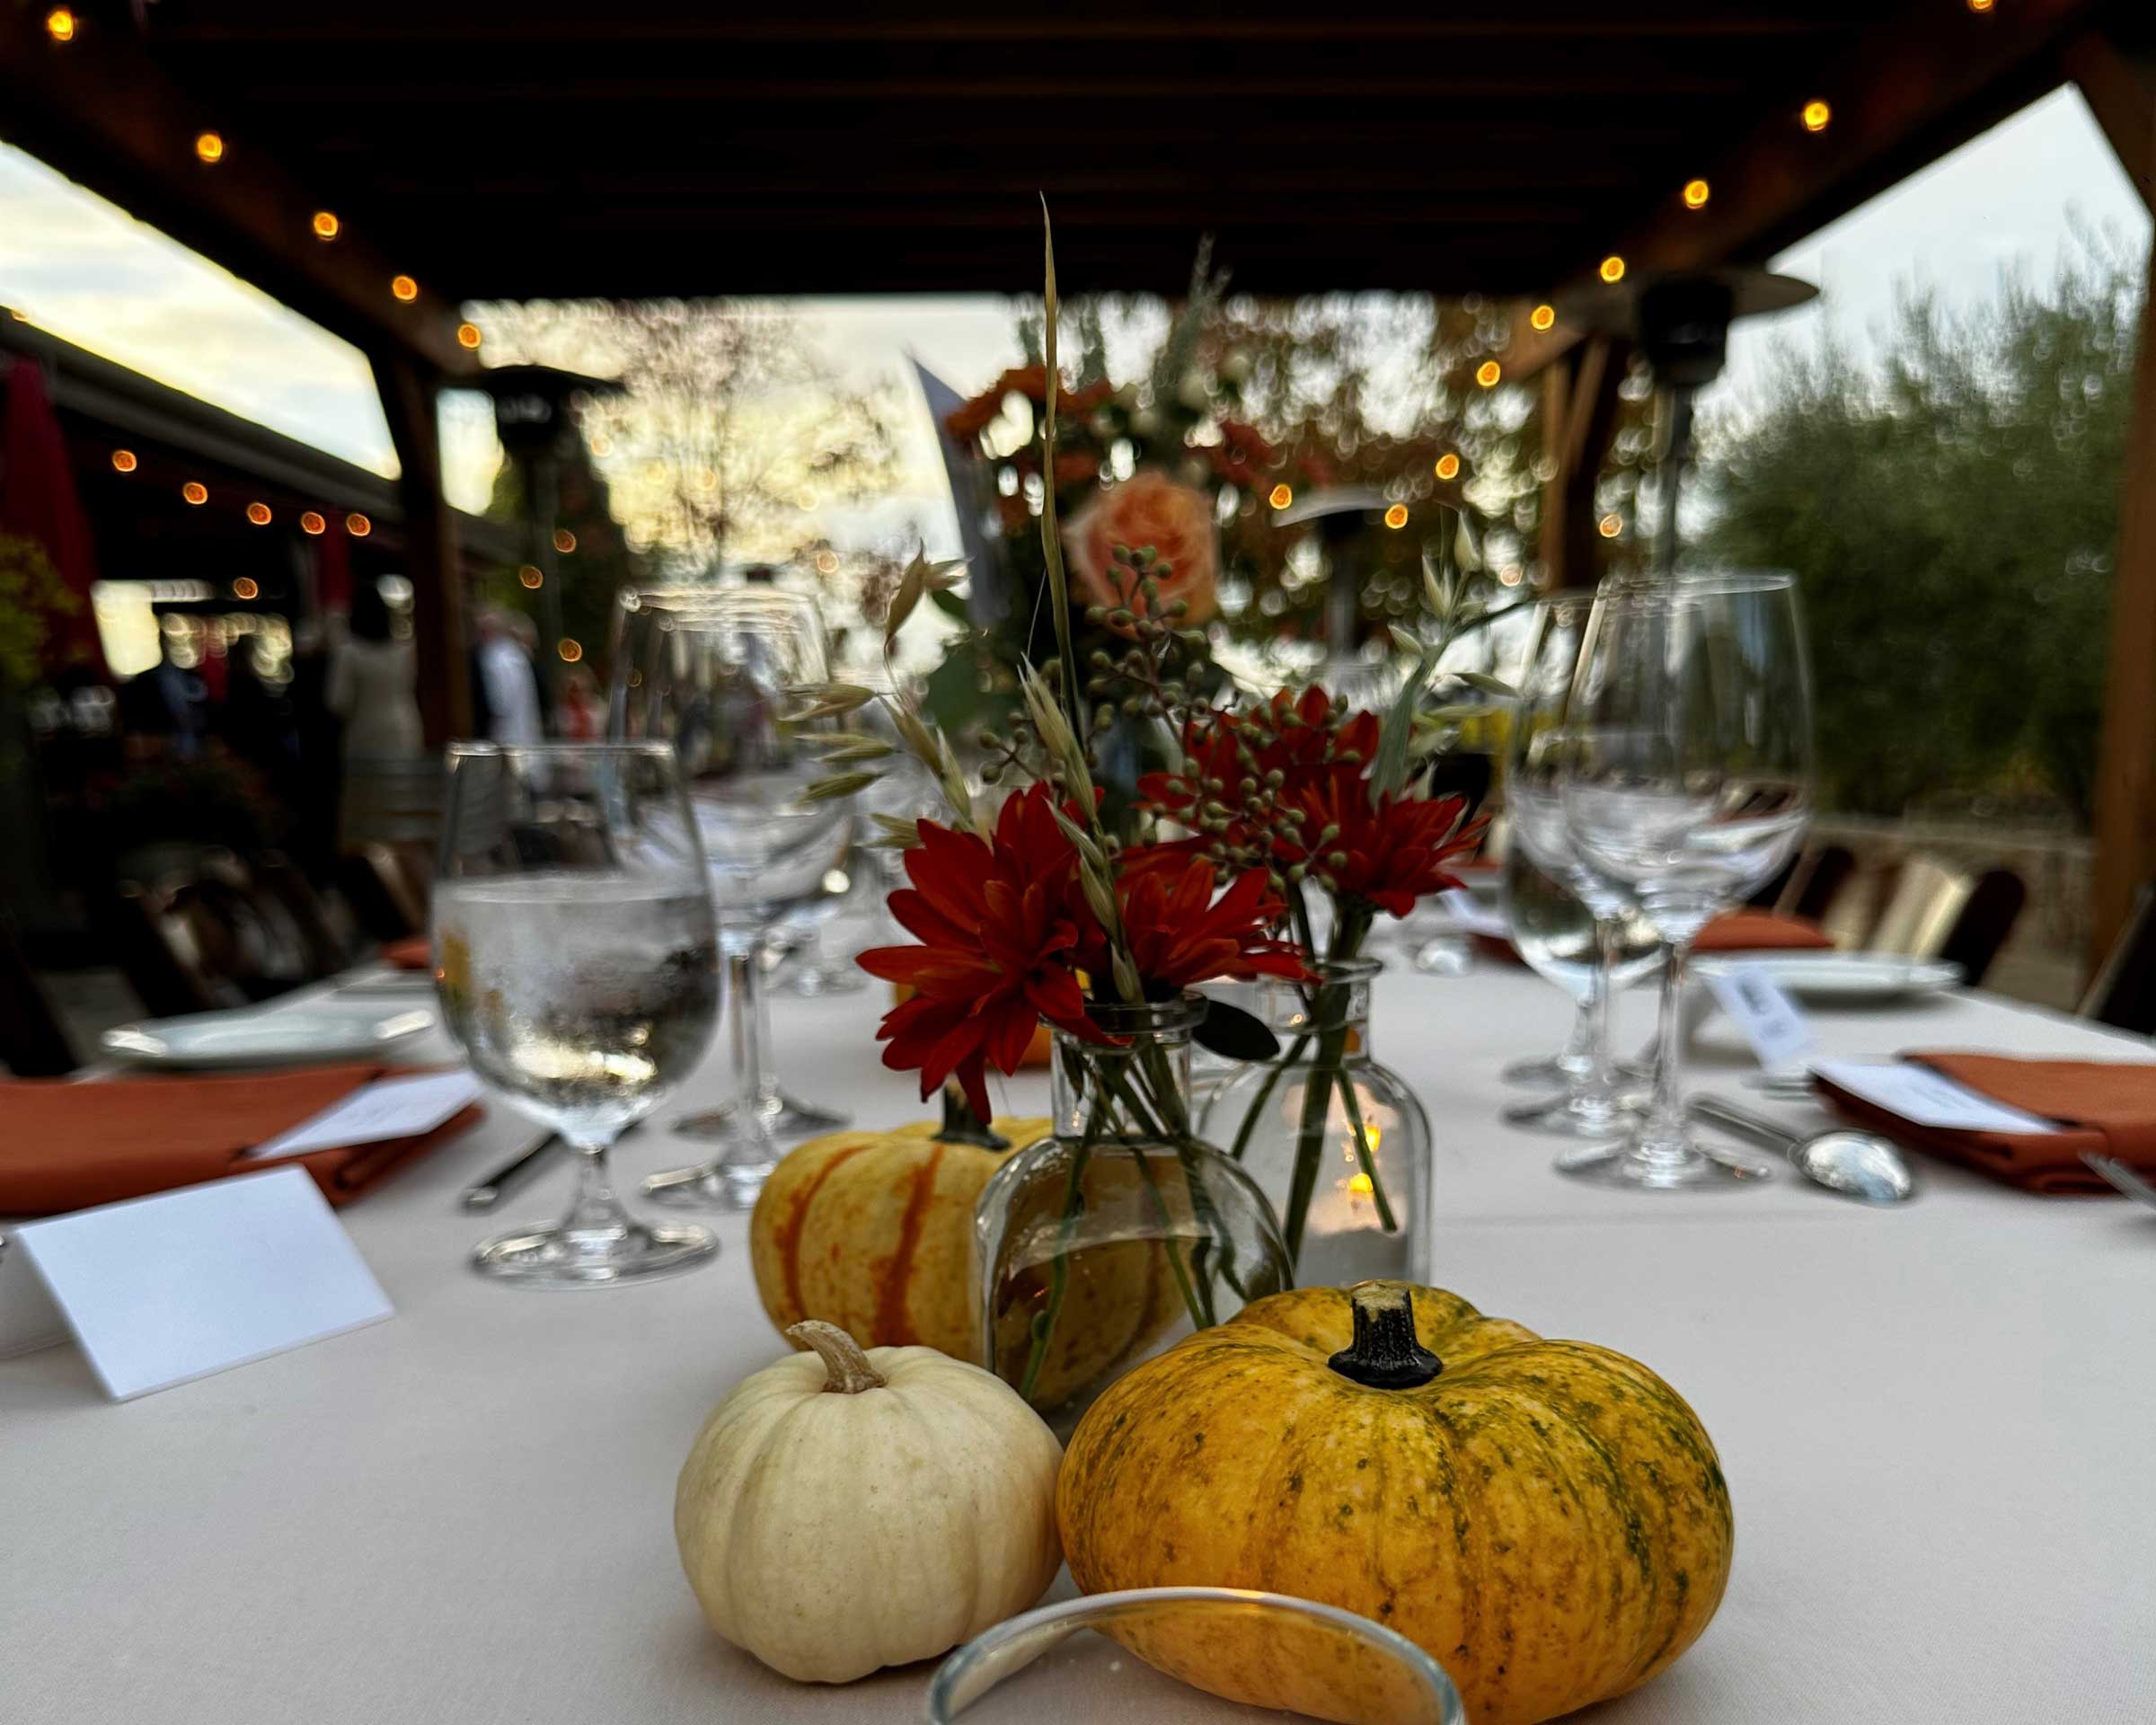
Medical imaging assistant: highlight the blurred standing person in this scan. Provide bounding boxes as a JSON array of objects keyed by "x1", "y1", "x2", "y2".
[
  {"x1": 556, "y1": 663, "x2": 602, "y2": 740},
  {"x1": 476, "y1": 607, "x2": 543, "y2": 745},
  {"x1": 326, "y1": 578, "x2": 424, "y2": 850}
]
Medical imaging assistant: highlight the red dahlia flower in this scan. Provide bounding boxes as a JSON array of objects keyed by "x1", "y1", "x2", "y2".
[
  {"x1": 1073, "y1": 854, "x2": 1310, "y2": 992},
  {"x1": 1139, "y1": 686, "x2": 1379, "y2": 859},
  {"x1": 1281, "y1": 779, "x2": 1484, "y2": 918},
  {"x1": 857, "y1": 784, "x2": 1114, "y2": 1119}
]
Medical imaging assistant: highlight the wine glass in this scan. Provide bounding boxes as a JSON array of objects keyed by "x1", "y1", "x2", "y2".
[
  {"x1": 1501, "y1": 592, "x2": 1663, "y2": 1137},
  {"x1": 609, "y1": 586, "x2": 856, "y2": 1208},
  {"x1": 432, "y1": 742, "x2": 721, "y2": 1286},
  {"x1": 1557, "y1": 571, "x2": 1814, "y2": 1189}
]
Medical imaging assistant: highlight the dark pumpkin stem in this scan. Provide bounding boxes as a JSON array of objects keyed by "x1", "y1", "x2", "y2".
[
  {"x1": 1328, "y1": 1282, "x2": 1443, "y2": 1390},
  {"x1": 937, "y1": 1081, "x2": 1010, "y2": 1150}
]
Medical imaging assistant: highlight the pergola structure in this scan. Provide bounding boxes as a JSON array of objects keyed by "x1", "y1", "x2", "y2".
[{"x1": 2, "y1": 0, "x2": 2152, "y2": 964}]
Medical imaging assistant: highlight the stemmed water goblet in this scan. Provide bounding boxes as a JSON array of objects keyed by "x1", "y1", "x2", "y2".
[
  {"x1": 1556, "y1": 571, "x2": 1814, "y2": 1189},
  {"x1": 432, "y1": 741, "x2": 721, "y2": 1285},
  {"x1": 609, "y1": 586, "x2": 857, "y2": 1208},
  {"x1": 1501, "y1": 591, "x2": 1663, "y2": 1137}
]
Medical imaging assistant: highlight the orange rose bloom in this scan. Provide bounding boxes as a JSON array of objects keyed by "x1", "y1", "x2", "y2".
[{"x1": 1063, "y1": 469, "x2": 1218, "y2": 625}]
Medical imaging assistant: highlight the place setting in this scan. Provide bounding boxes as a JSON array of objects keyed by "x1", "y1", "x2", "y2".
[{"x1": 7, "y1": 22, "x2": 2156, "y2": 1723}]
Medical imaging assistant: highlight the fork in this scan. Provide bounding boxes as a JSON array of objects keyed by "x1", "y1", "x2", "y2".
[{"x1": 2081, "y1": 1151, "x2": 2156, "y2": 1212}]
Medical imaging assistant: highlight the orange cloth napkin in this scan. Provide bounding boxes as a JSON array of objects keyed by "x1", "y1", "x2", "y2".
[
  {"x1": 1692, "y1": 911, "x2": 1836, "y2": 953},
  {"x1": 1816, "y1": 1051, "x2": 2156, "y2": 1194},
  {"x1": 380, "y1": 935, "x2": 433, "y2": 971},
  {"x1": 0, "y1": 1064, "x2": 480, "y2": 1216}
]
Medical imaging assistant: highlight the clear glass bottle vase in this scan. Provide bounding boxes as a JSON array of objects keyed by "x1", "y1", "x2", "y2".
[
  {"x1": 972, "y1": 995, "x2": 1292, "y2": 1432},
  {"x1": 1197, "y1": 959, "x2": 1431, "y2": 1287}
]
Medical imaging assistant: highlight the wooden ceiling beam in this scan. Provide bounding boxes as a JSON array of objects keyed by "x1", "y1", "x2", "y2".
[
  {"x1": 2064, "y1": 18, "x2": 2156, "y2": 211},
  {"x1": 0, "y1": 9, "x2": 477, "y2": 378}
]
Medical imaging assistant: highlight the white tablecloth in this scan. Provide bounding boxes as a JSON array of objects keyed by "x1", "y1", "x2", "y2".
[{"x1": 6, "y1": 947, "x2": 2154, "y2": 1722}]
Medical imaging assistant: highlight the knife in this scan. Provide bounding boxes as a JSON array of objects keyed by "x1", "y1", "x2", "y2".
[{"x1": 460, "y1": 1133, "x2": 563, "y2": 1210}]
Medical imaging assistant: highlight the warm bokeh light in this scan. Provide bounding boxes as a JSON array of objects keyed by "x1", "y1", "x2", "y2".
[
  {"x1": 1529, "y1": 303, "x2": 1557, "y2": 332},
  {"x1": 1474, "y1": 360, "x2": 1502, "y2": 387},
  {"x1": 1597, "y1": 513, "x2": 1622, "y2": 539},
  {"x1": 1383, "y1": 503, "x2": 1409, "y2": 530},
  {"x1": 1434, "y1": 453, "x2": 1461, "y2": 482},
  {"x1": 814, "y1": 549, "x2": 840, "y2": 574},
  {"x1": 1268, "y1": 482, "x2": 1293, "y2": 510},
  {"x1": 346, "y1": 512, "x2": 371, "y2": 536},
  {"x1": 558, "y1": 638, "x2": 584, "y2": 664},
  {"x1": 181, "y1": 482, "x2": 208, "y2": 505},
  {"x1": 311, "y1": 210, "x2": 340, "y2": 241},
  {"x1": 391, "y1": 274, "x2": 419, "y2": 303},
  {"x1": 233, "y1": 577, "x2": 260, "y2": 600},
  {"x1": 456, "y1": 323, "x2": 482, "y2": 349},
  {"x1": 245, "y1": 501, "x2": 272, "y2": 526},
  {"x1": 1966, "y1": 0, "x2": 1993, "y2": 13},
  {"x1": 517, "y1": 564, "x2": 543, "y2": 589},
  {"x1": 1683, "y1": 178, "x2": 1710, "y2": 210},
  {"x1": 300, "y1": 511, "x2": 326, "y2": 535},
  {"x1": 110, "y1": 449, "x2": 137, "y2": 473},
  {"x1": 1802, "y1": 100, "x2": 1833, "y2": 133},
  {"x1": 44, "y1": 9, "x2": 75, "y2": 44},
  {"x1": 552, "y1": 527, "x2": 577, "y2": 553},
  {"x1": 194, "y1": 132, "x2": 225, "y2": 166},
  {"x1": 1498, "y1": 564, "x2": 1525, "y2": 587},
  {"x1": 1599, "y1": 255, "x2": 1627, "y2": 284}
]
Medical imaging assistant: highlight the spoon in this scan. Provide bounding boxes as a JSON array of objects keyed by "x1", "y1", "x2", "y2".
[{"x1": 1687, "y1": 1095, "x2": 1917, "y2": 1205}]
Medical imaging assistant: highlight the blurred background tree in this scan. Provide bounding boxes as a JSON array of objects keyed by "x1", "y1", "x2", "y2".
[{"x1": 1698, "y1": 232, "x2": 2141, "y2": 830}]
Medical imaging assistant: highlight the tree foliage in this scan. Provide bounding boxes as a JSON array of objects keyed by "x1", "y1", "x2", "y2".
[{"x1": 1698, "y1": 235, "x2": 2142, "y2": 827}]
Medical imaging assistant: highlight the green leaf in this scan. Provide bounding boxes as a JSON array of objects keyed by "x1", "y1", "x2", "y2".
[
  {"x1": 797, "y1": 772, "x2": 879, "y2": 804},
  {"x1": 1458, "y1": 671, "x2": 1516, "y2": 697},
  {"x1": 928, "y1": 585, "x2": 970, "y2": 624}
]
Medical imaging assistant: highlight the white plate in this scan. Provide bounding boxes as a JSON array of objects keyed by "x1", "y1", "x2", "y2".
[
  {"x1": 100, "y1": 1004, "x2": 437, "y2": 1069},
  {"x1": 1693, "y1": 951, "x2": 1964, "y2": 1003}
]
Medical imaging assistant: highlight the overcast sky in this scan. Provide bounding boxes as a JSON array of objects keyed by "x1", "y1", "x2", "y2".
[{"x1": 0, "y1": 83, "x2": 2144, "y2": 541}]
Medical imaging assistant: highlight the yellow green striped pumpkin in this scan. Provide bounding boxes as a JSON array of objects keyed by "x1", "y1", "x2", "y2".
[{"x1": 1056, "y1": 1281, "x2": 1734, "y2": 1725}]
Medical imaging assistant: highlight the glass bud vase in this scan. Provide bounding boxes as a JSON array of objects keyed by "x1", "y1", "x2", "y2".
[
  {"x1": 973, "y1": 995, "x2": 1292, "y2": 1434},
  {"x1": 1197, "y1": 959, "x2": 1431, "y2": 1288}
]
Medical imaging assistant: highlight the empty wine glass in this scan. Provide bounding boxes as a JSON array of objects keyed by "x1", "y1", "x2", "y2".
[
  {"x1": 1558, "y1": 571, "x2": 1814, "y2": 1189},
  {"x1": 432, "y1": 742, "x2": 720, "y2": 1286},
  {"x1": 1502, "y1": 591, "x2": 1662, "y2": 1137},
  {"x1": 609, "y1": 586, "x2": 856, "y2": 1208}
]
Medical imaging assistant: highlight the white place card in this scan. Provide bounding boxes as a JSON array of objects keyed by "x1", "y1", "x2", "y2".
[
  {"x1": 1812, "y1": 1058, "x2": 2065, "y2": 1136},
  {"x1": 13, "y1": 1167, "x2": 394, "y2": 1401},
  {"x1": 243, "y1": 1068, "x2": 482, "y2": 1162},
  {"x1": 1703, "y1": 962, "x2": 1817, "y2": 1072}
]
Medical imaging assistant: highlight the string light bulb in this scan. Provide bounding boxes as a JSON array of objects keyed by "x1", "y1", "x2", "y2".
[
  {"x1": 300, "y1": 511, "x2": 326, "y2": 535},
  {"x1": 1683, "y1": 178, "x2": 1710, "y2": 210},
  {"x1": 1966, "y1": 0, "x2": 1993, "y2": 12},
  {"x1": 246, "y1": 501, "x2": 272, "y2": 526},
  {"x1": 1599, "y1": 255, "x2": 1627, "y2": 285},
  {"x1": 456, "y1": 323, "x2": 482, "y2": 349},
  {"x1": 391, "y1": 275, "x2": 419, "y2": 303},
  {"x1": 517, "y1": 564, "x2": 543, "y2": 589},
  {"x1": 1597, "y1": 514, "x2": 1622, "y2": 539},
  {"x1": 44, "y1": 9, "x2": 75, "y2": 43},
  {"x1": 1383, "y1": 503, "x2": 1409, "y2": 530},
  {"x1": 1268, "y1": 482, "x2": 1293, "y2": 510},
  {"x1": 814, "y1": 549, "x2": 840, "y2": 574},
  {"x1": 233, "y1": 578, "x2": 260, "y2": 600},
  {"x1": 1530, "y1": 303, "x2": 1557, "y2": 332},
  {"x1": 195, "y1": 132, "x2": 225, "y2": 165},
  {"x1": 346, "y1": 512, "x2": 371, "y2": 537},
  {"x1": 1435, "y1": 453, "x2": 1461, "y2": 482},
  {"x1": 558, "y1": 638, "x2": 584, "y2": 664},
  {"x1": 181, "y1": 482, "x2": 208, "y2": 506},
  {"x1": 1475, "y1": 360, "x2": 1502, "y2": 387},
  {"x1": 552, "y1": 528, "x2": 576, "y2": 553},
  {"x1": 1802, "y1": 100, "x2": 1832, "y2": 133},
  {"x1": 311, "y1": 210, "x2": 340, "y2": 241},
  {"x1": 111, "y1": 449, "x2": 138, "y2": 473}
]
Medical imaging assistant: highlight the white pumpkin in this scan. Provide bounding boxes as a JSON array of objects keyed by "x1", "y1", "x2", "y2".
[{"x1": 675, "y1": 1319, "x2": 1064, "y2": 1683}]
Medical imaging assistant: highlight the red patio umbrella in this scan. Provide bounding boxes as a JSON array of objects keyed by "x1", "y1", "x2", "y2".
[{"x1": 1, "y1": 355, "x2": 103, "y2": 675}]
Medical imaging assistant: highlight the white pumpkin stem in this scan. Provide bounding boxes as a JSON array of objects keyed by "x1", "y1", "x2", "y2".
[{"x1": 788, "y1": 1321, "x2": 888, "y2": 1393}]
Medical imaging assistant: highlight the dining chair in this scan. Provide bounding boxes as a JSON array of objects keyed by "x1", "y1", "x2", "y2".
[
  {"x1": 336, "y1": 843, "x2": 428, "y2": 942},
  {"x1": 2080, "y1": 884, "x2": 2156, "y2": 1036},
  {"x1": 0, "y1": 905, "x2": 77, "y2": 1076},
  {"x1": 106, "y1": 851, "x2": 318, "y2": 1019},
  {"x1": 1789, "y1": 845, "x2": 1855, "y2": 922},
  {"x1": 1934, "y1": 868, "x2": 2026, "y2": 988},
  {"x1": 1868, "y1": 854, "x2": 1973, "y2": 958}
]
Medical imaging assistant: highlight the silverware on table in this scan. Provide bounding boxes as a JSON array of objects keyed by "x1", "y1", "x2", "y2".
[
  {"x1": 461, "y1": 1134, "x2": 564, "y2": 1210},
  {"x1": 2081, "y1": 1151, "x2": 2156, "y2": 1212},
  {"x1": 1688, "y1": 1094, "x2": 1917, "y2": 1205}
]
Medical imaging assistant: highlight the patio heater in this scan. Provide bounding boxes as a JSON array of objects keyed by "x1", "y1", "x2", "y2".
[
  {"x1": 1561, "y1": 268, "x2": 1816, "y2": 578},
  {"x1": 470, "y1": 364, "x2": 624, "y2": 699}
]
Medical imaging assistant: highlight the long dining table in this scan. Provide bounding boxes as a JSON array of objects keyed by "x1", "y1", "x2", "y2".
[{"x1": 5, "y1": 938, "x2": 2153, "y2": 1724}]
